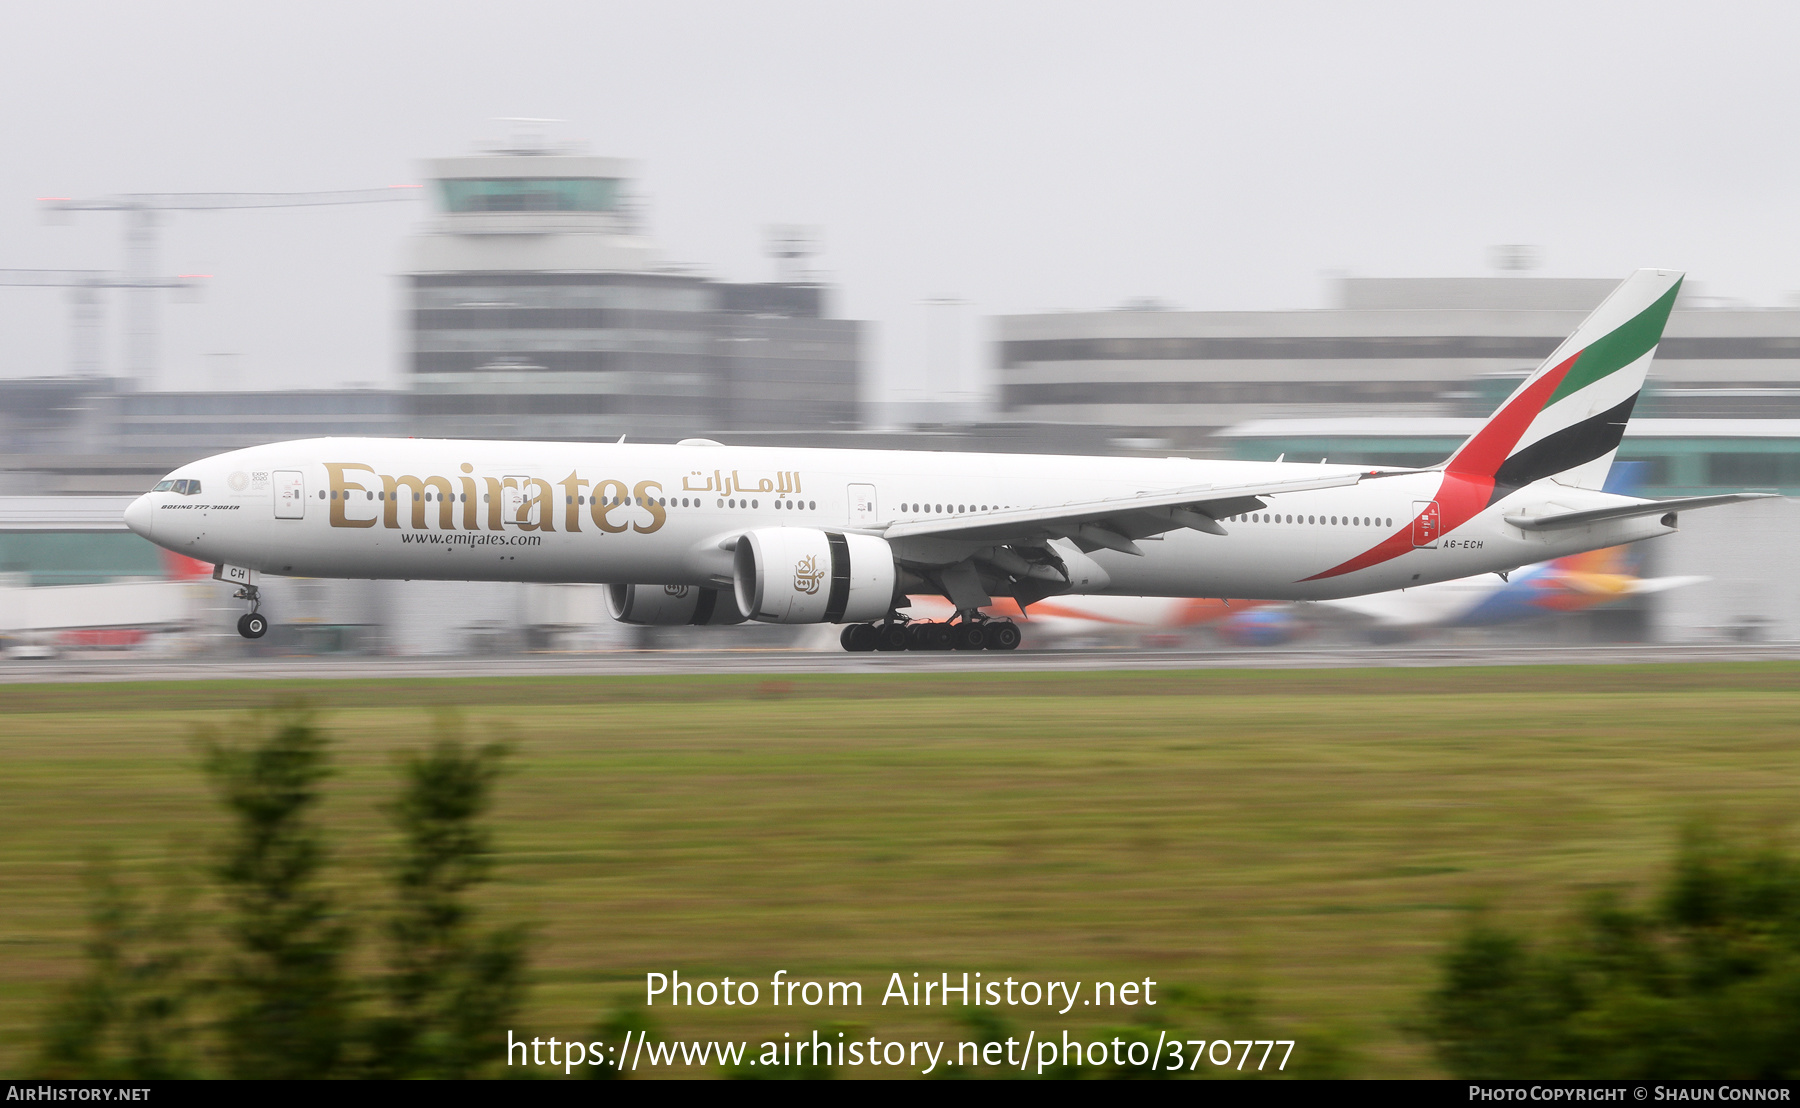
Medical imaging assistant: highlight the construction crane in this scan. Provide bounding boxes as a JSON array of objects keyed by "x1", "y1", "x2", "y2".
[
  {"x1": 41, "y1": 186, "x2": 421, "y2": 384},
  {"x1": 0, "y1": 270, "x2": 200, "y2": 377}
]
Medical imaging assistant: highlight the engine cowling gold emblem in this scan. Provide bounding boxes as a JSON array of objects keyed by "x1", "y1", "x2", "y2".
[{"x1": 793, "y1": 554, "x2": 825, "y2": 595}]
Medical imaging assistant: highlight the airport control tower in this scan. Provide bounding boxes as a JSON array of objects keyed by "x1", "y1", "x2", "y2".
[{"x1": 403, "y1": 140, "x2": 864, "y2": 440}]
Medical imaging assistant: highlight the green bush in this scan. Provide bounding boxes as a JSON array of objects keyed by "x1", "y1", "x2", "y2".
[
  {"x1": 1419, "y1": 825, "x2": 1800, "y2": 1079},
  {"x1": 34, "y1": 706, "x2": 528, "y2": 1079}
]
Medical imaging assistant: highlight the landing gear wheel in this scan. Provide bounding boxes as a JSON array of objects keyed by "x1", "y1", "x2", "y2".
[
  {"x1": 954, "y1": 622, "x2": 988, "y2": 650},
  {"x1": 237, "y1": 612, "x2": 268, "y2": 640},
  {"x1": 840, "y1": 624, "x2": 877, "y2": 652},
  {"x1": 874, "y1": 623, "x2": 909, "y2": 651},
  {"x1": 908, "y1": 622, "x2": 953, "y2": 651},
  {"x1": 987, "y1": 621, "x2": 1022, "y2": 651}
]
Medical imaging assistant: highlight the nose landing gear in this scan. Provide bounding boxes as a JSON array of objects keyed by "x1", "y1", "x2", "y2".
[{"x1": 234, "y1": 583, "x2": 268, "y2": 640}]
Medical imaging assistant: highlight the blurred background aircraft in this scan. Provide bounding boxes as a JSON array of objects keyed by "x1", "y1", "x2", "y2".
[{"x1": 899, "y1": 543, "x2": 1705, "y2": 651}]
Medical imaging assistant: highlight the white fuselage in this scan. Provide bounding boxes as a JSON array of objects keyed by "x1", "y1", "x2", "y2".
[{"x1": 123, "y1": 438, "x2": 1674, "y2": 604}]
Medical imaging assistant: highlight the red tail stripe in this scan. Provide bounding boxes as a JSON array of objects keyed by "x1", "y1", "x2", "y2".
[
  {"x1": 1304, "y1": 525, "x2": 1416, "y2": 581},
  {"x1": 1302, "y1": 352, "x2": 1581, "y2": 582},
  {"x1": 1447, "y1": 352, "x2": 1578, "y2": 478}
]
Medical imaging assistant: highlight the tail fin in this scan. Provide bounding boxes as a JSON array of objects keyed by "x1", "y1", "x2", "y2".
[{"x1": 1444, "y1": 269, "x2": 1682, "y2": 492}]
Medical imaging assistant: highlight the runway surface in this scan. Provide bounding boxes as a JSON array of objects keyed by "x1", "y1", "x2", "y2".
[{"x1": 3, "y1": 642, "x2": 1798, "y2": 683}]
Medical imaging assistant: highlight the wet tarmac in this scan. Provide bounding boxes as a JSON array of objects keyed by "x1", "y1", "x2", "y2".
[{"x1": 3, "y1": 642, "x2": 1798, "y2": 683}]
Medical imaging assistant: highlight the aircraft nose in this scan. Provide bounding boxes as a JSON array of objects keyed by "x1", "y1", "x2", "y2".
[{"x1": 123, "y1": 494, "x2": 156, "y2": 540}]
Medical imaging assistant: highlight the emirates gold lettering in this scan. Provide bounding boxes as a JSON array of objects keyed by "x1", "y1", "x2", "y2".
[
  {"x1": 518, "y1": 477, "x2": 554, "y2": 532},
  {"x1": 558, "y1": 471, "x2": 588, "y2": 533},
  {"x1": 325, "y1": 463, "x2": 378, "y2": 529},
  {"x1": 591, "y1": 478, "x2": 629, "y2": 533},
  {"x1": 320, "y1": 463, "x2": 687, "y2": 536},
  {"x1": 381, "y1": 474, "x2": 454, "y2": 529},
  {"x1": 632, "y1": 480, "x2": 666, "y2": 534},
  {"x1": 458, "y1": 463, "x2": 479, "y2": 530}
]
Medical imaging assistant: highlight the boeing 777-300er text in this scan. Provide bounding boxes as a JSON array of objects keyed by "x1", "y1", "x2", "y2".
[{"x1": 123, "y1": 269, "x2": 1770, "y2": 651}]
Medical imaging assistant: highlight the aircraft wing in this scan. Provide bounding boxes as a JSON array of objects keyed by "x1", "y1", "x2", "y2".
[
  {"x1": 879, "y1": 469, "x2": 1409, "y2": 555},
  {"x1": 1318, "y1": 578, "x2": 1500, "y2": 628},
  {"x1": 1620, "y1": 574, "x2": 1709, "y2": 596},
  {"x1": 1503, "y1": 493, "x2": 1775, "y2": 532}
]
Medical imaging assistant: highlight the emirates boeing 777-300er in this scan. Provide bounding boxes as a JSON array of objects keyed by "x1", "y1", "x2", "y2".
[{"x1": 123, "y1": 269, "x2": 1768, "y2": 652}]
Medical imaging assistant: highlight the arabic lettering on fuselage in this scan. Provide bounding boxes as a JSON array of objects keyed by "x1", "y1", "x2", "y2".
[
  {"x1": 679, "y1": 470, "x2": 803, "y2": 496},
  {"x1": 321, "y1": 463, "x2": 806, "y2": 535}
]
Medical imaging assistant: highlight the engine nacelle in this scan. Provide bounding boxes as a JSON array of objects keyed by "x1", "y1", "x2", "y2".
[
  {"x1": 606, "y1": 583, "x2": 746, "y2": 626},
  {"x1": 732, "y1": 527, "x2": 897, "y2": 624}
]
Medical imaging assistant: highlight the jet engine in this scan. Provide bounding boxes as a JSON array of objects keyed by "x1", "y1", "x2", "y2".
[
  {"x1": 732, "y1": 527, "x2": 898, "y2": 624},
  {"x1": 605, "y1": 583, "x2": 746, "y2": 626}
]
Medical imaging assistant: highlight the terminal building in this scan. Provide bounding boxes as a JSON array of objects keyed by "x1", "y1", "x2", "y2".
[
  {"x1": 403, "y1": 146, "x2": 864, "y2": 441},
  {"x1": 0, "y1": 140, "x2": 870, "y2": 494},
  {"x1": 994, "y1": 277, "x2": 1800, "y2": 451}
]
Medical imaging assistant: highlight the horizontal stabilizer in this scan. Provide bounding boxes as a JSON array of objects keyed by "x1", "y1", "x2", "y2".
[{"x1": 1504, "y1": 493, "x2": 1776, "y2": 532}]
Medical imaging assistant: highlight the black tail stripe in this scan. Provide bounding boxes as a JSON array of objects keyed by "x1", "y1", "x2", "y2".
[
  {"x1": 1488, "y1": 392, "x2": 1639, "y2": 505},
  {"x1": 824, "y1": 532, "x2": 851, "y2": 623}
]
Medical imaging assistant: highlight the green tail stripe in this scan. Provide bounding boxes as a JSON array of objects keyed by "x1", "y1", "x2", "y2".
[{"x1": 1547, "y1": 278, "x2": 1682, "y2": 406}]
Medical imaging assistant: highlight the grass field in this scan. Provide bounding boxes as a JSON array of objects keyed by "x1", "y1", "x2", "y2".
[{"x1": 2, "y1": 663, "x2": 1798, "y2": 1078}]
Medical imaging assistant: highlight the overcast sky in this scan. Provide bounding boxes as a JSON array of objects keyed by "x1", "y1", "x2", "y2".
[{"x1": 2, "y1": 1, "x2": 1797, "y2": 403}]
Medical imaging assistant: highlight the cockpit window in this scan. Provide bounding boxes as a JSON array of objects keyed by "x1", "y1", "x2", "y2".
[
  {"x1": 153, "y1": 481, "x2": 174, "y2": 492},
  {"x1": 171, "y1": 479, "x2": 201, "y2": 496}
]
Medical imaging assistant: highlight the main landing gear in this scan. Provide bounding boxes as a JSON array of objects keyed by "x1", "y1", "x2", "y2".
[
  {"x1": 234, "y1": 583, "x2": 268, "y2": 640},
  {"x1": 838, "y1": 615, "x2": 1021, "y2": 653}
]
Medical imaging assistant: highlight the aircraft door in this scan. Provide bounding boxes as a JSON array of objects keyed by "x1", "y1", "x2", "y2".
[
  {"x1": 503, "y1": 475, "x2": 529, "y2": 527},
  {"x1": 274, "y1": 470, "x2": 305, "y2": 519},
  {"x1": 1411, "y1": 500, "x2": 1440, "y2": 548},
  {"x1": 848, "y1": 484, "x2": 878, "y2": 527}
]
